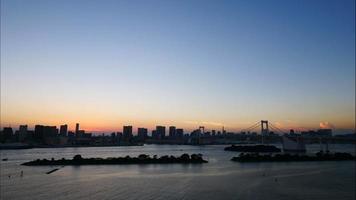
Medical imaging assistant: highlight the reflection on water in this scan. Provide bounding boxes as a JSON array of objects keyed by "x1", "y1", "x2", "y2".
[{"x1": 1, "y1": 144, "x2": 355, "y2": 200}]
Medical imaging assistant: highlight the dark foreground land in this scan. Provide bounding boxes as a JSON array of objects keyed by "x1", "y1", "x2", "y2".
[
  {"x1": 232, "y1": 152, "x2": 355, "y2": 162},
  {"x1": 22, "y1": 153, "x2": 208, "y2": 166}
]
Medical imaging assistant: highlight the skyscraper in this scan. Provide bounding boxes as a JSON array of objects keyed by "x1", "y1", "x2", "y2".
[
  {"x1": 138, "y1": 128, "x2": 148, "y2": 141},
  {"x1": 169, "y1": 126, "x2": 176, "y2": 138},
  {"x1": 75, "y1": 123, "x2": 80, "y2": 134},
  {"x1": 34, "y1": 125, "x2": 44, "y2": 141},
  {"x1": 60, "y1": 124, "x2": 68, "y2": 137},
  {"x1": 2, "y1": 127, "x2": 13, "y2": 142},
  {"x1": 123, "y1": 126, "x2": 133, "y2": 141},
  {"x1": 43, "y1": 126, "x2": 58, "y2": 137},
  {"x1": 156, "y1": 126, "x2": 166, "y2": 139},
  {"x1": 19, "y1": 125, "x2": 28, "y2": 142}
]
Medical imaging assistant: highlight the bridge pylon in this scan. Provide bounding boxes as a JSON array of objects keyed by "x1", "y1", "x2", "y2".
[{"x1": 261, "y1": 120, "x2": 269, "y2": 144}]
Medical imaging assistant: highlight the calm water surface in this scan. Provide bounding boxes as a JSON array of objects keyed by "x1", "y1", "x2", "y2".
[{"x1": 1, "y1": 144, "x2": 355, "y2": 200}]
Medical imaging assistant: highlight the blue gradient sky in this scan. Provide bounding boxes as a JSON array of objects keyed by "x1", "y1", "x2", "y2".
[{"x1": 1, "y1": 0, "x2": 355, "y2": 133}]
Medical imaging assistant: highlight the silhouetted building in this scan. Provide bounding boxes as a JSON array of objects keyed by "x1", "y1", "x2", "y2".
[
  {"x1": 33, "y1": 125, "x2": 58, "y2": 144},
  {"x1": 75, "y1": 123, "x2": 85, "y2": 138},
  {"x1": 123, "y1": 126, "x2": 133, "y2": 141},
  {"x1": 138, "y1": 128, "x2": 148, "y2": 141},
  {"x1": 75, "y1": 123, "x2": 80, "y2": 134},
  {"x1": 156, "y1": 126, "x2": 166, "y2": 139},
  {"x1": 2, "y1": 127, "x2": 13, "y2": 142},
  {"x1": 169, "y1": 126, "x2": 176, "y2": 138},
  {"x1": 60, "y1": 124, "x2": 68, "y2": 137},
  {"x1": 34, "y1": 125, "x2": 45, "y2": 142},
  {"x1": 176, "y1": 128, "x2": 184, "y2": 139},
  {"x1": 43, "y1": 126, "x2": 58, "y2": 137},
  {"x1": 19, "y1": 125, "x2": 28, "y2": 142},
  {"x1": 27, "y1": 130, "x2": 35, "y2": 140}
]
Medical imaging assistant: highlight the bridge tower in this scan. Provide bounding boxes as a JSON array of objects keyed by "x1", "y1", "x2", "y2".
[
  {"x1": 198, "y1": 126, "x2": 205, "y2": 145},
  {"x1": 261, "y1": 120, "x2": 269, "y2": 144}
]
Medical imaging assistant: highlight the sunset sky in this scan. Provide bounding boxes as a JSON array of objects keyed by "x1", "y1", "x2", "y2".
[{"x1": 1, "y1": 0, "x2": 355, "y2": 134}]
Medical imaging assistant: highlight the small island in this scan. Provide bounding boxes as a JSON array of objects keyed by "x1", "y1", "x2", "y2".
[
  {"x1": 224, "y1": 144, "x2": 281, "y2": 152},
  {"x1": 22, "y1": 153, "x2": 208, "y2": 166},
  {"x1": 231, "y1": 152, "x2": 355, "y2": 162}
]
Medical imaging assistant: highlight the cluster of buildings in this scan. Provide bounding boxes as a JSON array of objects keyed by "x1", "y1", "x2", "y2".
[
  {"x1": 1, "y1": 124, "x2": 91, "y2": 146},
  {"x1": 0, "y1": 123, "x2": 238, "y2": 146},
  {"x1": 286, "y1": 129, "x2": 333, "y2": 138},
  {"x1": 1, "y1": 123, "x2": 353, "y2": 147},
  {"x1": 0, "y1": 123, "x2": 188, "y2": 146}
]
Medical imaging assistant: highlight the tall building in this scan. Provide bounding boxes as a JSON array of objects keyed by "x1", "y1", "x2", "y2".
[
  {"x1": 43, "y1": 126, "x2": 58, "y2": 137},
  {"x1": 75, "y1": 123, "x2": 80, "y2": 134},
  {"x1": 169, "y1": 126, "x2": 176, "y2": 138},
  {"x1": 19, "y1": 125, "x2": 28, "y2": 142},
  {"x1": 60, "y1": 124, "x2": 68, "y2": 137},
  {"x1": 123, "y1": 126, "x2": 133, "y2": 141},
  {"x1": 42, "y1": 126, "x2": 58, "y2": 145},
  {"x1": 138, "y1": 128, "x2": 148, "y2": 141},
  {"x1": 34, "y1": 125, "x2": 58, "y2": 143},
  {"x1": 156, "y1": 126, "x2": 166, "y2": 139},
  {"x1": 34, "y1": 125, "x2": 45, "y2": 141},
  {"x1": 2, "y1": 127, "x2": 13, "y2": 142}
]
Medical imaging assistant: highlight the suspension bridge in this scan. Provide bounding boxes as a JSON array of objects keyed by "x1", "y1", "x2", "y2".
[
  {"x1": 240, "y1": 120, "x2": 288, "y2": 135},
  {"x1": 239, "y1": 120, "x2": 289, "y2": 144}
]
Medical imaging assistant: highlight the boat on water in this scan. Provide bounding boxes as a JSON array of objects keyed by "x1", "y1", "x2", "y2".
[
  {"x1": 282, "y1": 136, "x2": 306, "y2": 153},
  {"x1": 224, "y1": 144, "x2": 281, "y2": 152}
]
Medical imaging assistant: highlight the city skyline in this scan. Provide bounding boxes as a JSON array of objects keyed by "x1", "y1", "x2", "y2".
[
  {"x1": 1, "y1": 0, "x2": 355, "y2": 134},
  {"x1": 0, "y1": 120, "x2": 351, "y2": 135},
  {"x1": 0, "y1": 120, "x2": 342, "y2": 147}
]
